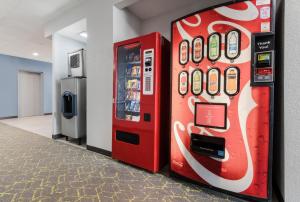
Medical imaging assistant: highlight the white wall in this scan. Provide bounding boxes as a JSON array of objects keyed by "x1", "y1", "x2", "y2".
[
  {"x1": 85, "y1": 0, "x2": 113, "y2": 151},
  {"x1": 47, "y1": 0, "x2": 141, "y2": 151},
  {"x1": 52, "y1": 34, "x2": 86, "y2": 135},
  {"x1": 113, "y1": 6, "x2": 141, "y2": 42},
  {"x1": 141, "y1": 0, "x2": 230, "y2": 40},
  {"x1": 274, "y1": 0, "x2": 285, "y2": 199},
  {"x1": 285, "y1": 0, "x2": 300, "y2": 201}
]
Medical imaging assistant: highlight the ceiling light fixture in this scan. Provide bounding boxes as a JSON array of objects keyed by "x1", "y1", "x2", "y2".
[
  {"x1": 32, "y1": 52, "x2": 39, "y2": 56},
  {"x1": 79, "y1": 31, "x2": 88, "y2": 38}
]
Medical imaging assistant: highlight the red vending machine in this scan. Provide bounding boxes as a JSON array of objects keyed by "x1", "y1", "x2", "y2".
[
  {"x1": 112, "y1": 32, "x2": 170, "y2": 173},
  {"x1": 170, "y1": 0, "x2": 275, "y2": 200}
]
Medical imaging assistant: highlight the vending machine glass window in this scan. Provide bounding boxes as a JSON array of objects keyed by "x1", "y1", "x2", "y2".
[{"x1": 116, "y1": 43, "x2": 141, "y2": 122}]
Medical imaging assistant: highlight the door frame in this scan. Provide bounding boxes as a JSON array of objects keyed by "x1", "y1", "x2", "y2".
[{"x1": 17, "y1": 70, "x2": 44, "y2": 118}]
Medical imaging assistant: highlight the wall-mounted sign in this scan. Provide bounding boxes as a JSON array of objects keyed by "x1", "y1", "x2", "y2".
[
  {"x1": 191, "y1": 69, "x2": 203, "y2": 96},
  {"x1": 207, "y1": 68, "x2": 220, "y2": 96},
  {"x1": 179, "y1": 40, "x2": 189, "y2": 65},
  {"x1": 225, "y1": 30, "x2": 241, "y2": 60},
  {"x1": 207, "y1": 32, "x2": 221, "y2": 62},
  {"x1": 192, "y1": 37, "x2": 204, "y2": 64},
  {"x1": 178, "y1": 71, "x2": 189, "y2": 96},
  {"x1": 224, "y1": 66, "x2": 240, "y2": 96}
]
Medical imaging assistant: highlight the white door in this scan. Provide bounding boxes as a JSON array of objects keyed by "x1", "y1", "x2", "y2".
[{"x1": 18, "y1": 71, "x2": 43, "y2": 117}]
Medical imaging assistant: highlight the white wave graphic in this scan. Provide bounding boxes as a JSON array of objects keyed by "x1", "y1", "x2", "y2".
[
  {"x1": 174, "y1": 81, "x2": 257, "y2": 192},
  {"x1": 214, "y1": 1, "x2": 259, "y2": 21},
  {"x1": 182, "y1": 14, "x2": 201, "y2": 27},
  {"x1": 176, "y1": 14, "x2": 202, "y2": 43}
]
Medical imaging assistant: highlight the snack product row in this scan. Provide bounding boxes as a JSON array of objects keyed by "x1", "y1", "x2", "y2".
[
  {"x1": 126, "y1": 65, "x2": 141, "y2": 77},
  {"x1": 178, "y1": 66, "x2": 240, "y2": 97},
  {"x1": 179, "y1": 29, "x2": 241, "y2": 65},
  {"x1": 126, "y1": 91, "x2": 140, "y2": 101},
  {"x1": 126, "y1": 79, "x2": 141, "y2": 90},
  {"x1": 125, "y1": 100, "x2": 140, "y2": 113}
]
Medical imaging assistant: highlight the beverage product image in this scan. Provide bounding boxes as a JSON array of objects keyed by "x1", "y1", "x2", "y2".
[
  {"x1": 178, "y1": 71, "x2": 189, "y2": 96},
  {"x1": 191, "y1": 69, "x2": 203, "y2": 95},
  {"x1": 225, "y1": 67, "x2": 240, "y2": 96},
  {"x1": 179, "y1": 40, "x2": 189, "y2": 65},
  {"x1": 208, "y1": 33, "x2": 221, "y2": 61},
  {"x1": 207, "y1": 68, "x2": 220, "y2": 95},
  {"x1": 192, "y1": 37, "x2": 204, "y2": 63},
  {"x1": 226, "y1": 30, "x2": 241, "y2": 60}
]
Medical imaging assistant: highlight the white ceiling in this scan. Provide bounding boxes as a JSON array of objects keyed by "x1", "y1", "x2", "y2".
[
  {"x1": 58, "y1": 19, "x2": 87, "y2": 44},
  {"x1": 0, "y1": 0, "x2": 84, "y2": 62},
  {"x1": 127, "y1": 0, "x2": 199, "y2": 20}
]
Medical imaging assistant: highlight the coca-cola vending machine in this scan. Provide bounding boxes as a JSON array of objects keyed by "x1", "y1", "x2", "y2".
[
  {"x1": 112, "y1": 33, "x2": 170, "y2": 173},
  {"x1": 170, "y1": 0, "x2": 275, "y2": 200}
]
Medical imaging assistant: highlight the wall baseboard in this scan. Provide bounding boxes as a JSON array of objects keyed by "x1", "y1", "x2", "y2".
[
  {"x1": 273, "y1": 182, "x2": 284, "y2": 202},
  {"x1": 87, "y1": 145, "x2": 112, "y2": 157},
  {"x1": 0, "y1": 116, "x2": 17, "y2": 120},
  {"x1": 44, "y1": 113, "x2": 53, "y2": 115},
  {"x1": 52, "y1": 134, "x2": 64, "y2": 139}
]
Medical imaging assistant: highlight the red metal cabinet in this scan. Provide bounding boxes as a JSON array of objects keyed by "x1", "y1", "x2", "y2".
[{"x1": 112, "y1": 32, "x2": 170, "y2": 173}]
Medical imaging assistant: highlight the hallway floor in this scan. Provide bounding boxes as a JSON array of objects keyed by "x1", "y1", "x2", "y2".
[
  {"x1": 0, "y1": 122, "x2": 245, "y2": 202},
  {"x1": 0, "y1": 115, "x2": 52, "y2": 138}
]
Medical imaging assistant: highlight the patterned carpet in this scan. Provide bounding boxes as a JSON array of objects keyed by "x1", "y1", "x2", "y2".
[{"x1": 0, "y1": 123, "x2": 245, "y2": 202}]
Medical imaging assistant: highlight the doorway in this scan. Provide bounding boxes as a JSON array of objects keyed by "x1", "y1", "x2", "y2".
[{"x1": 18, "y1": 71, "x2": 43, "y2": 118}]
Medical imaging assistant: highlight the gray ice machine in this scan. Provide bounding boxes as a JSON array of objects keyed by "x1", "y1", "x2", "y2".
[{"x1": 61, "y1": 77, "x2": 86, "y2": 143}]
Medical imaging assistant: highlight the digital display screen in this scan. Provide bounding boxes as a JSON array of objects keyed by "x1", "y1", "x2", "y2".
[
  {"x1": 258, "y1": 53, "x2": 270, "y2": 61},
  {"x1": 256, "y1": 52, "x2": 272, "y2": 68},
  {"x1": 195, "y1": 103, "x2": 227, "y2": 129}
]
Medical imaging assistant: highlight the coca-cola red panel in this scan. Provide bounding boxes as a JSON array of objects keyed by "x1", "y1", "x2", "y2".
[{"x1": 170, "y1": 0, "x2": 274, "y2": 200}]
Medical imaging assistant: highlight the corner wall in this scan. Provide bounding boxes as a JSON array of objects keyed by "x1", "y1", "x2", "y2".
[{"x1": 113, "y1": 6, "x2": 141, "y2": 42}]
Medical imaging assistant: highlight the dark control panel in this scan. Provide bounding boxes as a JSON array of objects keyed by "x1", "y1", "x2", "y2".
[{"x1": 251, "y1": 33, "x2": 275, "y2": 86}]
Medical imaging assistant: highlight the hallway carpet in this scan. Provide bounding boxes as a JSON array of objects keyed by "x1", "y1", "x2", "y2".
[{"x1": 0, "y1": 123, "x2": 245, "y2": 202}]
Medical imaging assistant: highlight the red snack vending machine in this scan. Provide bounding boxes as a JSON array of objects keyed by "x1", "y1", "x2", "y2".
[
  {"x1": 170, "y1": 0, "x2": 275, "y2": 200},
  {"x1": 112, "y1": 32, "x2": 170, "y2": 173}
]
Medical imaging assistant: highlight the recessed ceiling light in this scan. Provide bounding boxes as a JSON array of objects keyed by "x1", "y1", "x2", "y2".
[
  {"x1": 32, "y1": 52, "x2": 39, "y2": 56},
  {"x1": 79, "y1": 31, "x2": 88, "y2": 38}
]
